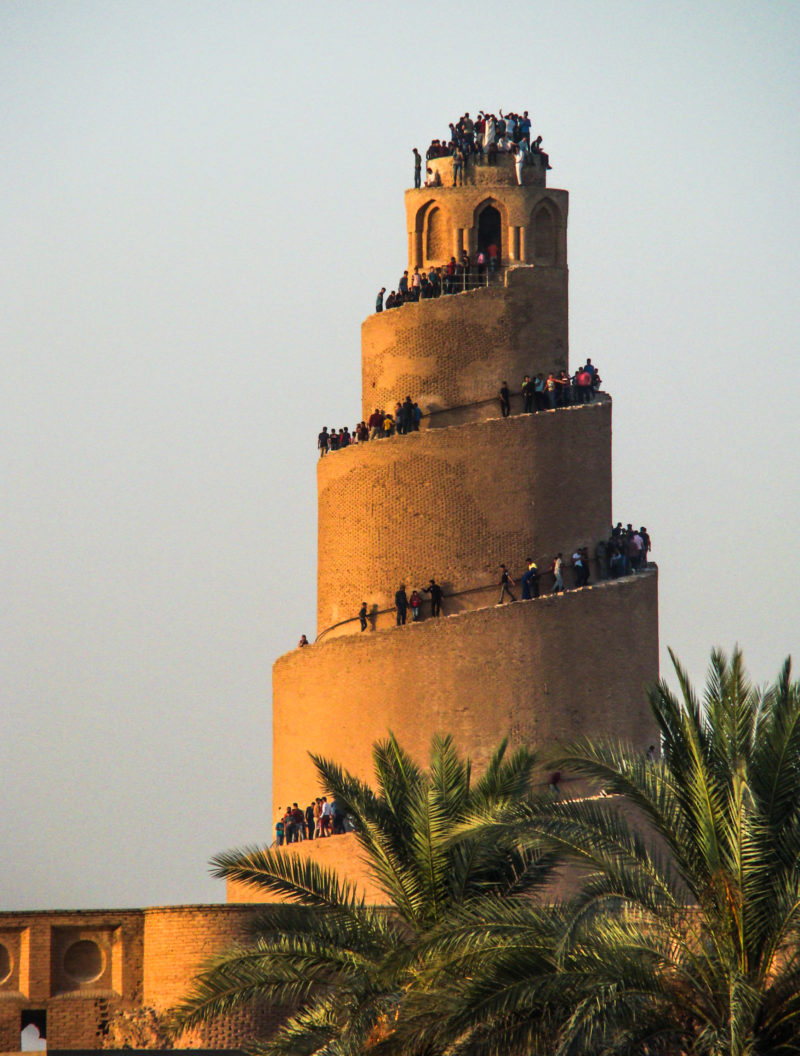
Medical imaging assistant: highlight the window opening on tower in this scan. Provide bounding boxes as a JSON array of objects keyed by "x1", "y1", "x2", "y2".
[{"x1": 477, "y1": 205, "x2": 502, "y2": 262}]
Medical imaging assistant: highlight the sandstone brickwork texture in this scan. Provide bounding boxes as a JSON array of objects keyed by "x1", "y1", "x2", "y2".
[
  {"x1": 424, "y1": 150, "x2": 549, "y2": 192},
  {"x1": 361, "y1": 267, "x2": 568, "y2": 425},
  {"x1": 0, "y1": 906, "x2": 271, "y2": 1051},
  {"x1": 0, "y1": 910, "x2": 143, "y2": 1051},
  {"x1": 270, "y1": 158, "x2": 659, "y2": 898},
  {"x1": 317, "y1": 401, "x2": 611, "y2": 635},
  {"x1": 404, "y1": 166, "x2": 567, "y2": 270},
  {"x1": 273, "y1": 572, "x2": 659, "y2": 815}
]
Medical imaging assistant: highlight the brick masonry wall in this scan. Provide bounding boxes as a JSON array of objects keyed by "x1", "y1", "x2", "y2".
[
  {"x1": 361, "y1": 267, "x2": 568, "y2": 424},
  {"x1": 0, "y1": 906, "x2": 280, "y2": 1051},
  {"x1": 424, "y1": 151, "x2": 549, "y2": 191},
  {"x1": 316, "y1": 401, "x2": 611, "y2": 634},
  {"x1": 141, "y1": 905, "x2": 258, "y2": 1009},
  {"x1": 403, "y1": 181, "x2": 568, "y2": 270},
  {"x1": 142, "y1": 905, "x2": 284, "y2": 1050},
  {"x1": 273, "y1": 571, "x2": 659, "y2": 818},
  {"x1": 0, "y1": 909, "x2": 143, "y2": 1050}
]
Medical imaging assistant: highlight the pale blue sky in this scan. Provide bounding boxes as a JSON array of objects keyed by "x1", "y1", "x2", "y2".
[{"x1": 2, "y1": 1, "x2": 798, "y2": 909}]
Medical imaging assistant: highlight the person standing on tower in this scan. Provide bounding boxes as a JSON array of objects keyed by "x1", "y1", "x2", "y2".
[
  {"x1": 358, "y1": 601, "x2": 368, "y2": 632},
  {"x1": 520, "y1": 110, "x2": 532, "y2": 146},
  {"x1": 424, "y1": 577, "x2": 443, "y2": 616},
  {"x1": 452, "y1": 144, "x2": 464, "y2": 187},
  {"x1": 318, "y1": 426, "x2": 329, "y2": 457},
  {"x1": 402, "y1": 395, "x2": 414, "y2": 431},
  {"x1": 498, "y1": 564, "x2": 517, "y2": 604},
  {"x1": 640, "y1": 527, "x2": 652, "y2": 566},
  {"x1": 376, "y1": 287, "x2": 385, "y2": 313},
  {"x1": 395, "y1": 584, "x2": 409, "y2": 625},
  {"x1": 413, "y1": 147, "x2": 422, "y2": 189},
  {"x1": 522, "y1": 374, "x2": 534, "y2": 413},
  {"x1": 461, "y1": 112, "x2": 474, "y2": 149},
  {"x1": 552, "y1": 553, "x2": 565, "y2": 593},
  {"x1": 521, "y1": 558, "x2": 539, "y2": 599},
  {"x1": 513, "y1": 144, "x2": 525, "y2": 186}
]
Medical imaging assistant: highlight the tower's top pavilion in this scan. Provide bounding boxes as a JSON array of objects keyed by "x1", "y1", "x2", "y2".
[{"x1": 405, "y1": 150, "x2": 564, "y2": 274}]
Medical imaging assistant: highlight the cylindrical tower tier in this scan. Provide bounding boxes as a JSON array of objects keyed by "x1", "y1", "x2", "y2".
[
  {"x1": 362, "y1": 267, "x2": 568, "y2": 428},
  {"x1": 273, "y1": 571, "x2": 659, "y2": 816},
  {"x1": 317, "y1": 400, "x2": 611, "y2": 638},
  {"x1": 405, "y1": 182, "x2": 567, "y2": 271},
  {"x1": 424, "y1": 150, "x2": 549, "y2": 191},
  {"x1": 263, "y1": 135, "x2": 661, "y2": 911}
]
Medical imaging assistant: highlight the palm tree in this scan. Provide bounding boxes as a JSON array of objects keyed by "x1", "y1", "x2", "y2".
[
  {"x1": 408, "y1": 649, "x2": 800, "y2": 1056},
  {"x1": 172, "y1": 733, "x2": 556, "y2": 1056}
]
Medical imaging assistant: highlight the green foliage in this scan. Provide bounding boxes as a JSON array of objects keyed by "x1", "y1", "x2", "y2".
[
  {"x1": 414, "y1": 648, "x2": 800, "y2": 1056},
  {"x1": 172, "y1": 733, "x2": 553, "y2": 1056},
  {"x1": 177, "y1": 650, "x2": 800, "y2": 1056}
]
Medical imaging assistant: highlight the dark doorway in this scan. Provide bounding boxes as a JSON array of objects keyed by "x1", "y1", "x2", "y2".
[{"x1": 477, "y1": 206, "x2": 502, "y2": 264}]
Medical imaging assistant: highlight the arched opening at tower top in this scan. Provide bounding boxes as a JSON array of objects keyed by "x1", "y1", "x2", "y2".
[
  {"x1": 532, "y1": 202, "x2": 557, "y2": 265},
  {"x1": 477, "y1": 206, "x2": 502, "y2": 262}
]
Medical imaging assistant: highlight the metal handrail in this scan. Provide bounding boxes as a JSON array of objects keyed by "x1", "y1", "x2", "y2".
[{"x1": 382, "y1": 268, "x2": 502, "y2": 305}]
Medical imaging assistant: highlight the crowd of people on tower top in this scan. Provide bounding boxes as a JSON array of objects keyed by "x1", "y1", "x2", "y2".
[
  {"x1": 378, "y1": 111, "x2": 552, "y2": 311},
  {"x1": 275, "y1": 798, "x2": 351, "y2": 846},
  {"x1": 414, "y1": 109, "x2": 551, "y2": 190}
]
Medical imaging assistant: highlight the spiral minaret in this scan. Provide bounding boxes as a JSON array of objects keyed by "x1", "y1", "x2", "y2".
[{"x1": 269, "y1": 147, "x2": 659, "y2": 853}]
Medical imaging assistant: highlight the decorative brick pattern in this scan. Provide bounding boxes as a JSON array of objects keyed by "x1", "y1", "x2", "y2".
[
  {"x1": 0, "y1": 907, "x2": 271, "y2": 1051},
  {"x1": 0, "y1": 909, "x2": 143, "y2": 1050}
]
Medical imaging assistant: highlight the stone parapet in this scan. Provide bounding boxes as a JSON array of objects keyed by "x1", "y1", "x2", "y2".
[{"x1": 425, "y1": 150, "x2": 548, "y2": 190}]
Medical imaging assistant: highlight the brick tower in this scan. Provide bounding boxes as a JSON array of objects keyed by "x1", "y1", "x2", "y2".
[{"x1": 270, "y1": 147, "x2": 659, "y2": 853}]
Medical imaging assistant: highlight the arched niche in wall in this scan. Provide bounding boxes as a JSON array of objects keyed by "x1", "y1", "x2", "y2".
[
  {"x1": 530, "y1": 199, "x2": 560, "y2": 265},
  {"x1": 416, "y1": 200, "x2": 452, "y2": 266}
]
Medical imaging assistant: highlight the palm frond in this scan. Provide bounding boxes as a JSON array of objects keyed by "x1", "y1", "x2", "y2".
[{"x1": 211, "y1": 844, "x2": 365, "y2": 912}]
